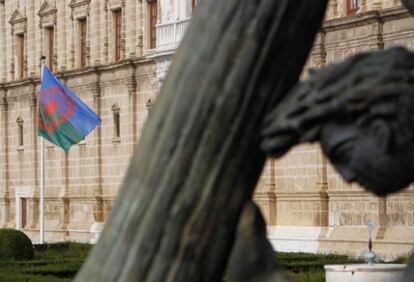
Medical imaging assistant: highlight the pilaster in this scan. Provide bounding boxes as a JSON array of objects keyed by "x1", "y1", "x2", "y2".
[
  {"x1": 368, "y1": 16, "x2": 384, "y2": 49},
  {"x1": 311, "y1": 30, "x2": 326, "y2": 67},
  {"x1": 0, "y1": 86, "x2": 10, "y2": 227},
  {"x1": 376, "y1": 196, "x2": 387, "y2": 239},
  {"x1": 91, "y1": 69, "x2": 104, "y2": 224},
  {"x1": 127, "y1": 61, "x2": 138, "y2": 149}
]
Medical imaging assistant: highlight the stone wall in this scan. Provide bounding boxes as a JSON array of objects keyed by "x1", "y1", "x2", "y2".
[
  {"x1": 0, "y1": 0, "x2": 413, "y2": 257},
  {"x1": 0, "y1": 0, "x2": 158, "y2": 242},
  {"x1": 260, "y1": 4, "x2": 414, "y2": 258}
]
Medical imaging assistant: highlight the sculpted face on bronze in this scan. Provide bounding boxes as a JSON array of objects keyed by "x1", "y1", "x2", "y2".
[
  {"x1": 320, "y1": 122, "x2": 413, "y2": 195},
  {"x1": 262, "y1": 47, "x2": 414, "y2": 196}
]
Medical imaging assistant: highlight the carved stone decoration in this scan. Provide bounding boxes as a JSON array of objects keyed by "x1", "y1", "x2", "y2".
[
  {"x1": 107, "y1": 0, "x2": 125, "y2": 10},
  {"x1": 9, "y1": 9, "x2": 27, "y2": 35},
  {"x1": 69, "y1": 0, "x2": 91, "y2": 19},
  {"x1": 38, "y1": 0, "x2": 57, "y2": 28}
]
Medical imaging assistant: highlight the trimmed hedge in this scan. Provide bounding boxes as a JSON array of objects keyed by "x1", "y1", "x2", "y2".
[{"x1": 0, "y1": 229, "x2": 34, "y2": 260}]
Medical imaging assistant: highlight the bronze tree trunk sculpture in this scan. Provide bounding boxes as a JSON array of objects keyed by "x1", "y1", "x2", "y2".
[{"x1": 75, "y1": 0, "x2": 329, "y2": 281}]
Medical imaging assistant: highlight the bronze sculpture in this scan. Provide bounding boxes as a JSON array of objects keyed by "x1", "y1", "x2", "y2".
[
  {"x1": 76, "y1": 0, "x2": 414, "y2": 281},
  {"x1": 262, "y1": 47, "x2": 414, "y2": 196}
]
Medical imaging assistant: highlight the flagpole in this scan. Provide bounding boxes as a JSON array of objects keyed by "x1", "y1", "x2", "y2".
[{"x1": 39, "y1": 55, "x2": 46, "y2": 244}]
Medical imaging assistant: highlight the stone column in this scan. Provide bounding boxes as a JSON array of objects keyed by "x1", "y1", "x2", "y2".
[
  {"x1": 58, "y1": 153, "x2": 70, "y2": 232},
  {"x1": 0, "y1": 88, "x2": 10, "y2": 228},
  {"x1": 29, "y1": 85, "x2": 39, "y2": 230},
  {"x1": 27, "y1": 0, "x2": 36, "y2": 76},
  {"x1": 368, "y1": 16, "x2": 384, "y2": 50},
  {"x1": 90, "y1": 70, "x2": 104, "y2": 243},
  {"x1": 318, "y1": 155, "x2": 329, "y2": 227},
  {"x1": 253, "y1": 160, "x2": 277, "y2": 226},
  {"x1": 0, "y1": 2, "x2": 6, "y2": 81},
  {"x1": 57, "y1": 0, "x2": 67, "y2": 71},
  {"x1": 376, "y1": 196, "x2": 387, "y2": 239},
  {"x1": 102, "y1": 3, "x2": 109, "y2": 63},
  {"x1": 127, "y1": 62, "x2": 138, "y2": 151},
  {"x1": 312, "y1": 30, "x2": 326, "y2": 67},
  {"x1": 90, "y1": 0, "x2": 101, "y2": 65},
  {"x1": 126, "y1": 0, "x2": 137, "y2": 58},
  {"x1": 268, "y1": 159, "x2": 277, "y2": 226}
]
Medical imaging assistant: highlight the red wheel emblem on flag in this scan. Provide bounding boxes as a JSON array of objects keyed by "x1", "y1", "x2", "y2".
[{"x1": 38, "y1": 86, "x2": 75, "y2": 132}]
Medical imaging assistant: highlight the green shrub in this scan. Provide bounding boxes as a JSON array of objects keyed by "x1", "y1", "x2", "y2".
[
  {"x1": 392, "y1": 255, "x2": 409, "y2": 264},
  {"x1": 34, "y1": 242, "x2": 92, "y2": 260},
  {"x1": 0, "y1": 229, "x2": 34, "y2": 260}
]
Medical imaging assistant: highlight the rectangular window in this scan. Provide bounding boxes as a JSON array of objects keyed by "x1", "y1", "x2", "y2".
[
  {"x1": 346, "y1": 0, "x2": 359, "y2": 15},
  {"x1": 113, "y1": 10, "x2": 122, "y2": 61},
  {"x1": 112, "y1": 104, "x2": 121, "y2": 142},
  {"x1": 78, "y1": 19, "x2": 87, "y2": 67},
  {"x1": 46, "y1": 27, "x2": 54, "y2": 70},
  {"x1": 114, "y1": 112, "x2": 120, "y2": 138},
  {"x1": 18, "y1": 122, "x2": 23, "y2": 147},
  {"x1": 16, "y1": 34, "x2": 25, "y2": 79},
  {"x1": 21, "y1": 198, "x2": 27, "y2": 229},
  {"x1": 149, "y1": 1, "x2": 157, "y2": 49}
]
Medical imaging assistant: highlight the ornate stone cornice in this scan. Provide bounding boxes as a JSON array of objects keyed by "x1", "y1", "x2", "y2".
[
  {"x1": 38, "y1": 0, "x2": 57, "y2": 18},
  {"x1": 323, "y1": 10, "x2": 381, "y2": 32},
  {"x1": 106, "y1": 0, "x2": 125, "y2": 11},
  {"x1": 276, "y1": 191, "x2": 329, "y2": 201},
  {"x1": 9, "y1": 9, "x2": 27, "y2": 25},
  {"x1": 70, "y1": 0, "x2": 91, "y2": 19},
  {"x1": 38, "y1": 1, "x2": 57, "y2": 29},
  {"x1": 69, "y1": 0, "x2": 91, "y2": 9},
  {"x1": 1, "y1": 58, "x2": 152, "y2": 88},
  {"x1": 323, "y1": 6, "x2": 409, "y2": 32}
]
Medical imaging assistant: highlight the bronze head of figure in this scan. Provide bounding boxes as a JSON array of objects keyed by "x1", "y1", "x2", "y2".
[{"x1": 261, "y1": 47, "x2": 414, "y2": 196}]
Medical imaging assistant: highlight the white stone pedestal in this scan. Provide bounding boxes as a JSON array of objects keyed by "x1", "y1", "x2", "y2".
[{"x1": 325, "y1": 264, "x2": 405, "y2": 282}]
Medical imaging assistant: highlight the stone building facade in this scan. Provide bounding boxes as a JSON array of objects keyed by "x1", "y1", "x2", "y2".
[{"x1": 0, "y1": 0, "x2": 413, "y2": 257}]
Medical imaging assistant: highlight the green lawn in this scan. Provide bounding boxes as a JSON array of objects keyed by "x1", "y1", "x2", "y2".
[{"x1": 0, "y1": 243, "x2": 408, "y2": 281}]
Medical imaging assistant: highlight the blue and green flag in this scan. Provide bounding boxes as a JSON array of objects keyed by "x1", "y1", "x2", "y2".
[{"x1": 38, "y1": 66, "x2": 101, "y2": 152}]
